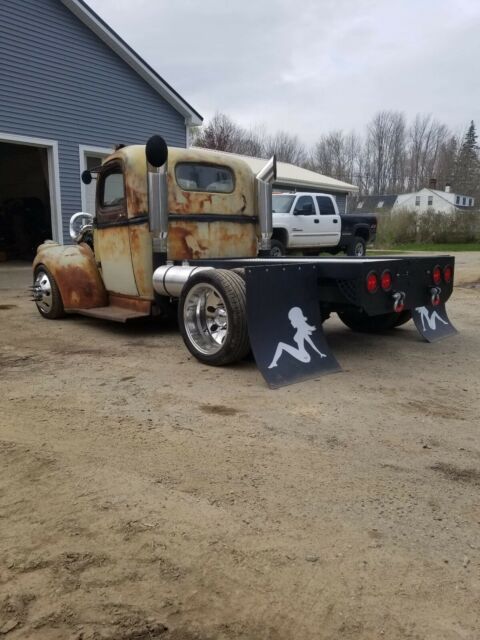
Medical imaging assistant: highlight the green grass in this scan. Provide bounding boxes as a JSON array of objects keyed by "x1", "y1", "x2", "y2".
[{"x1": 372, "y1": 243, "x2": 480, "y2": 252}]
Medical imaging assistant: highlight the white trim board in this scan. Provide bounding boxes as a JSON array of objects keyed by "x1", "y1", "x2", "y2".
[
  {"x1": 78, "y1": 144, "x2": 113, "y2": 213},
  {"x1": 0, "y1": 131, "x2": 63, "y2": 243}
]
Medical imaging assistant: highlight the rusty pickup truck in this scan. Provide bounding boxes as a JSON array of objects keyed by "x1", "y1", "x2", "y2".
[{"x1": 31, "y1": 136, "x2": 457, "y2": 387}]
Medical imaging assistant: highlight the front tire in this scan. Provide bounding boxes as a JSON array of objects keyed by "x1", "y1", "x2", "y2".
[
  {"x1": 33, "y1": 266, "x2": 65, "y2": 319},
  {"x1": 269, "y1": 239, "x2": 286, "y2": 257},
  {"x1": 338, "y1": 309, "x2": 411, "y2": 333},
  {"x1": 347, "y1": 237, "x2": 366, "y2": 257},
  {"x1": 178, "y1": 269, "x2": 250, "y2": 366}
]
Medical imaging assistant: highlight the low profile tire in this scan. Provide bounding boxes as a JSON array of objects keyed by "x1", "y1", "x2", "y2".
[
  {"x1": 338, "y1": 309, "x2": 411, "y2": 333},
  {"x1": 269, "y1": 239, "x2": 286, "y2": 257},
  {"x1": 347, "y1": 237, "x2": 366, "y2": 257},
  {"x1": 178, "y1": 269, "x2": 250, "y2": 366},
  {"x1": 33, "y1": 265, "x2": 65, "y2": 319}
]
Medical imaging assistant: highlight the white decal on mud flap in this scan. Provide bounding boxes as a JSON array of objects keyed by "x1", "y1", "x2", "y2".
[
  {"x1": 412, "y1": 303, "x2": 457, "y2": 343},
  {"x1": 268, "y1": 307, "x2": 326, "y2": 368},
  {"x1": 414, "y1": 306, "x2": 449, "y2": 332}
]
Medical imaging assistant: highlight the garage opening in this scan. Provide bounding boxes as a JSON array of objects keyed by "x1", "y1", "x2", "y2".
[{"x1": 0, "y1": 142, "x2": 53, "y2": 262}]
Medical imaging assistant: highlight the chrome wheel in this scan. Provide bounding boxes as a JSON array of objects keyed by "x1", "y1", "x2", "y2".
[
  {"x1": 183, "y1": 283, "x2": 228, "y2": 355},
  {"x1": 270, "y1": 246, "x2": 283, "y2": 257},
  {"x1": 34, "y1": 269, "x2": 53, "y2": 314}
]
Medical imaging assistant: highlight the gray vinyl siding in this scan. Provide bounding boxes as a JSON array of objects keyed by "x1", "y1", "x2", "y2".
[{"x1": 0, "y1": 0, "x2": 187, "y2": 242}]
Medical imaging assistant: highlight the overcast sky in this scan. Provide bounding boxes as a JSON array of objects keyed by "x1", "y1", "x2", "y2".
[{"x1": 88, "y1": 0, "x2": 480, "y2": 142}]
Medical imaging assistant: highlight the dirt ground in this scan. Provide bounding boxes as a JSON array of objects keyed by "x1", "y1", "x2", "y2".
[{"x1": 0, "y1": 253, "x2": 479, "y2": 640}]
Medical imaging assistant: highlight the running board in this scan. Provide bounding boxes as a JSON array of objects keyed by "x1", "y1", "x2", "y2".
[
  {"x1": 75, "y1": 306, "x2": 149, "y2": 323},
  {"x1": 245, "y1": 263, "x2": 341, "y2": 388}
]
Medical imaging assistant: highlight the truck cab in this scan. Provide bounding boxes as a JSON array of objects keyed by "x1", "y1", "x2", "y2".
[
  {"x1": 271, "y1": 191, "x2": 377, "y2": 257},
  {"x1": 272, "y1": 192, "x2": 341, "y2": 253}
]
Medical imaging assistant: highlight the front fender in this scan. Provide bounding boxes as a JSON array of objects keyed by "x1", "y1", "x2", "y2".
[{"x1": 33, "y1": 242, "x2": 107, "y2": 310}]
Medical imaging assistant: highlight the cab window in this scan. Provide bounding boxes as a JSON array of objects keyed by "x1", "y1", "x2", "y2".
[
  {"x1": 175, "y1": 163, "x2": 234, "y2": 193},
  {"x1": 97, "y1": 163, "x2": 126, "y2": 224},
  {"x1": 316, "y1": 196, "x2": 336, "y2": 215},
  {"x1": 294, "y1": 195, "x2": 315, "y2": 215}
]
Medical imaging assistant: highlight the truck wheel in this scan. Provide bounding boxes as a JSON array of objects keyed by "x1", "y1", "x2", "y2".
[
  {"x1": 178, "y1": 269, "x2": 250, "y2": 366},
  {"x1": 338, "y1": 309, "x2": 411, "y2": 332},
  {"x1": 269, "y1": 240, "x2": 285, "y2": 257},
  {"x1": 347, "y1": 237, "x2": 366, "y2": 257},
  {"x1": 33, "y1": 266, "x2": 65, "y2": 319}
]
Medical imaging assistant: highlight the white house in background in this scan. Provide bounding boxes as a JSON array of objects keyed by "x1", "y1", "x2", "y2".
[
  {"x1": 355, "y1": 185, "x2": 475, "y2": 214},
  {"x1": 394, "y1": 187, "x2": 475, "y2": 213}
]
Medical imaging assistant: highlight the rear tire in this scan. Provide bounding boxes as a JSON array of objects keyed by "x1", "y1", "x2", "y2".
[
  {"x1": 33, "y1": 265, "x2": 65, "y2": 319},
  {"x1": 269, "y1": 239, "x2": 286, "y2": 257},
  {"x1": 338, "y1": 309, "x2": 411, "y2": 333},
  {"x1": 178, "y1": 269, "x2": 250, "y2": 366},
  {"x1": 347, "y1": 237, "x2": 366, "y2": 257}
]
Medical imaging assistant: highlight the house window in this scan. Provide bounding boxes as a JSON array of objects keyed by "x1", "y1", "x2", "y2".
[
  {"x1": 428, "y1": 196, "x2": 433, "y2": 206},
  {"x1": 469, "y1": 198, "x2": 473, "y2": 206},
  {"x1": 463, "y1": 196, "x2": 467, "y2": 205},
  {"x1": 377, "y1": 201, "x2": 384, "y2": 208},
  {"x1": 357, "y1": 201, "x2": 363, "y2": 209},
  {"x1": 456, "y1": 196, "x2": 460, "y2": 204},
  {"x1": 415, "y1": 196, "x2": 421, "y2": 206}
]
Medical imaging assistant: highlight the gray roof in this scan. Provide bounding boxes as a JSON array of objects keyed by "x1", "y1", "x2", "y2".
[{"x1": 355, "y1": 195, "x2": 398, "y2": 211}]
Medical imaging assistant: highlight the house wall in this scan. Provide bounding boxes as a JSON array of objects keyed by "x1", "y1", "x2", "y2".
[
  {"x1": 0, "y1": 0, "x2": 187, "y2": 243},
  {"x1": 394, "y1": 189, "x2": 455, "y2": 214}
]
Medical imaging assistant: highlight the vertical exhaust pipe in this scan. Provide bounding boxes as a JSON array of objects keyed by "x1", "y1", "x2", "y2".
[
  {"x1": 146, "y1": 135, "x2": 169, "y2": 267},
  {"x1": 256, "y1": 155, "x2": 277, "y2": 255}
]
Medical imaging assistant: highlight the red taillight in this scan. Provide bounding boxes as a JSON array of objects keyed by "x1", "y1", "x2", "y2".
[
  {"x1": 366, "y1": 271, "x2": 378, "y2": 293},
  {"x1": 443, "y1": 264, "x2": 453, "y2": 284},
  {"x1": 380, "y1": 270, "x2": 392, "y2": 291},
  {"x1": 432, "y1": 265, "x2": 442, "y2": 285}
]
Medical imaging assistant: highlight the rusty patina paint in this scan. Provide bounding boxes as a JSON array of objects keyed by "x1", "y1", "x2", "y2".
[
  {"x1": 129, "y1": 222, "x2": 154, "y2": 298},
  {"x1": 101, "y1": 145, "x2": 258, "y2": 262},
  {"x1": 109, "y1": 294, "x2": 151, "y2": 313},
  {"x1": 34, "y1": 242, "x2": 107, "y2": 310}
]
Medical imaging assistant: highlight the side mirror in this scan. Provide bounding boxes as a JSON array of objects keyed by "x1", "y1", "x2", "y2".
[
  {"x1": 146, "y1": 135, "x2": 168, "y2": 168},
  {"x1": 81, "y1": 170, "x2": 92, "y2": 185}
]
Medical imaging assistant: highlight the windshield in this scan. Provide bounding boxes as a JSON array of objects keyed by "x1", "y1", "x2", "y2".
[{"x1": 272, "y1": 195, "x2": 295, "y2": 213}]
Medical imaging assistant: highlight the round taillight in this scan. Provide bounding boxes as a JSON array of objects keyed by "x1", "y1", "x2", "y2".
[
  {"x1": 443, "y1": 264, "x2": 453, "y2": 284},
  {"x1": 380, "y1": 270, "x2": 392, "y2": 291},
  {"x1": 366, "y1": 271, "x2": 378, "y2": 294},
  {"x1": 432, "y1": 265, "x2": 442, "y2": 285}
]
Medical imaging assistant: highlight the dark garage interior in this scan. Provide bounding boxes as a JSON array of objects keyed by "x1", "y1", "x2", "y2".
[{"x1": 0, "y1": 142, "x2": 52, "y2": 262}]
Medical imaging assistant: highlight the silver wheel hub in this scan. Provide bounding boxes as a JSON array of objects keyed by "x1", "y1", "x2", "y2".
[
  {"x1": 270, "y1": 246, "x2": 282, "y2": 257},
  {"x1": 183, "y1": 283, "x2": 228, "y2": 355},
  {"x1": 355, "y1": 243, "x2": 364, "y2": 256},
  {"x1": 33, "y1": 271, "x2": 53, "y2": 313}
]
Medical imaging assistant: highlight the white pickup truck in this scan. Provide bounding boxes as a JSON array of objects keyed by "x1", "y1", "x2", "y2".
[{"x1": 271, "y1": 192, "x2": 377, "y2": 257}]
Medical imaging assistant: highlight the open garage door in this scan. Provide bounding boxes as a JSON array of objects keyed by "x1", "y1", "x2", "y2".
[{"x1": 0, "y1": 142, "x2": 53, "y2": 262}]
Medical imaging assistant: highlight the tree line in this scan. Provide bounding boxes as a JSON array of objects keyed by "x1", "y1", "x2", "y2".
[{"x1": 193, "y1": 112, "x2": 479, "y2": 201}]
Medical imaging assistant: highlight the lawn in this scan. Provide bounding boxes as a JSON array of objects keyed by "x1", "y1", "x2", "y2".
[{"x1": 372, "y1": 243, "x2": 480, "y2": 252}]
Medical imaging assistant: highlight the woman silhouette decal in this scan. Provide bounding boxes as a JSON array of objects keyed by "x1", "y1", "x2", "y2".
[{"x1": 268, "y1": 307, "x2": 327, "y2": 369}]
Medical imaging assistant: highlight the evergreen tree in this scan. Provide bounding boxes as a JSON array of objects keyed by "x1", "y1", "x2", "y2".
[{"x1": 454, "y1": 121, "x2": 480, "y2": 199}]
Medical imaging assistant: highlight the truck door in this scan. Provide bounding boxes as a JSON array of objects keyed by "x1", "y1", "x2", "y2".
[
  {"x1": 93, "y1": 162, "x2": 138, "y2": 296},
  {"x1": 315, "y1": 196, "x2": 341, "y2": 246},
  {"x1": 289, "y1": 195, "x2": 319, "y2": 247}
]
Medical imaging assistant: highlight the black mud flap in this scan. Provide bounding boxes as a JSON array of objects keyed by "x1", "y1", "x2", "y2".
[
  {"x1": 412, "y1": 303, "x2": 458, "y2": 342},
  {"x1": 245, "y1": 264, "x2": 341, "y2": 388}
]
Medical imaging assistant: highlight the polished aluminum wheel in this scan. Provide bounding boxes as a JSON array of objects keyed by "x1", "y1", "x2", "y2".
[
  {"x1": 34, "y1": 269, "x2": 53, "y2": 314},
  {"x1": 183, "y1": 283, "x2": 228, "y2": 355}
]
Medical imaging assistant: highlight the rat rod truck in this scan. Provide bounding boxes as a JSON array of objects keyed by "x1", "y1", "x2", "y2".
[{"x1": 31, "y1": 136, "x2": 457, "y2": 387}]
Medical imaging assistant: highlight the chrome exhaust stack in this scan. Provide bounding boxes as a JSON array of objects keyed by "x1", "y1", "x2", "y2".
[
  {"x1": 256, "y1": 155, "x2": 277, "y2": 255},
  {"x1": 146, "y1": 135, "x2": 169, "y2": 265},
  {"x1": 153, "y1": 264, "x2": 214, "y2": 298}
]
